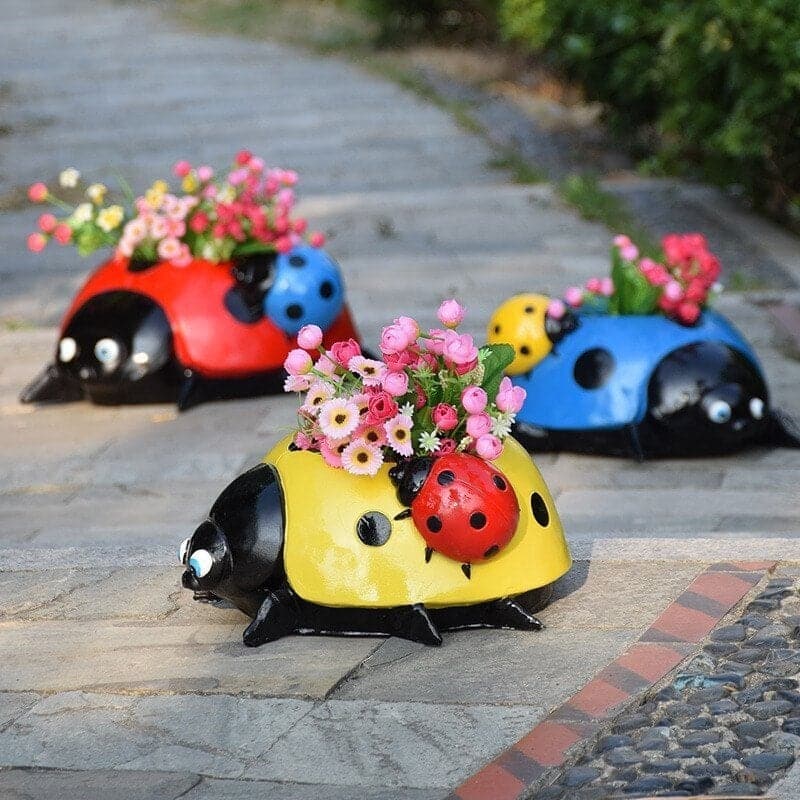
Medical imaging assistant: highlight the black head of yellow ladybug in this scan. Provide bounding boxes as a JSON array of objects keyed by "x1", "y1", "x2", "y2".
[{"x1": 544, "y1": 306, "x2": 580, "y2": 347}]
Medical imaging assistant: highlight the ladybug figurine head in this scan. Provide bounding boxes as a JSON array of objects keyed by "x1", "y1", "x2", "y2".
[{"x1": 388, "y1": 457, "x2": 434, "y2": 507}]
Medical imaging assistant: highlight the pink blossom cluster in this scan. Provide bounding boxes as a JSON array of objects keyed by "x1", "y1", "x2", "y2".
[{"x1": 283, "y1": 300, "x2": 526, "y2": 477}]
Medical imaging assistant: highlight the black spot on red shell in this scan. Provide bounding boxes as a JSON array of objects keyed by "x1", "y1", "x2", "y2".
[
  {"x1": 574, "y1": 348, "x2": 615, "y2": 390},
  {"x1": 437, "y1": 470, "x2": 455, "y2": 486},
  {"x1": 484, "y1": 544, "x2": 500, "y2": 558},
  {"x1": 427, "y1": 515, "x2": 442, "y2": 533},
  {"x1": 356, "y1": 511, "x2": 392, "y2": 546},
  {"x1": 530, "y1": 492, "x2": 549, "y2": 527},
  {"x1": 286, "y1": 304, "x2": 303, "y2": 320},
  {"x1": 492, "y1": 474, "x2": 507, "y2": 490},
  {"x1": 470, "y1": 512, "x2": 487, "y2": 530}
]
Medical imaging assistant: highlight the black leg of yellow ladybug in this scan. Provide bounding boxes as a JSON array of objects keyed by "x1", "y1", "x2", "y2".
[
  {"x1": 400, "y1": 604, "x2": 442, "y2": 646},
  {"x1": 243, "y1": 586, "x2": 300, "y2": 646},
  {"x1": 490, "y1": 597, "x2": 544, "y2": 630}
]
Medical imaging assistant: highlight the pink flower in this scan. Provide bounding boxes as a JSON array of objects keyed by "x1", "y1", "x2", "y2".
[
  {"x1": 475, "y1": 434, "x2": 503, "y2": 460},
  {"x1": 329, "y1": 338, "x2": 361, "y2": 366},
  {"x1": 613, "y1": 234, "x2": 632, "y2": 248},
  {"x1": 157, "y1": 237, "x2": 182, "y2": 261},
  {"x1": 227, "y1": 168, "x2": 248, "y2": 186},
  {"x1": 384, "y1": 349, "x2": 416, "y2": 374},
  {"x1": 394, "y1": 316, "x2": 419, "y2": 342},
  {"x1": 293, "y1": 431, "x2": 315, "y2": 451},
  {"x1": 384, "y1": 414, "x2": 414, "y2": 457},
  {"x1": 435, "y1": 438, "x2": 457, "y2": 456},
  {"x1": 547, "y1": 299, "x2": 566, "y2": 320},
  {"x1": 117, "y1": 237, "x2": 135, "y2": 258},
  {"x1": 599, "y1": 277, "x2": 614, "y2": 297},
  {"x1": 382, "y1": 370, "x2": 409, "y2": 397},
  {"x1": 320, "y1": 438, "x2": 348, "y2": 469},
  {"x1": 283, "y1": 373, "x2": 312, "y2": 392},
  {"x1": 664, "y1": 280, "x2": 683, "y2": 302},
  {"x1": 235, "y1": 150, "x2": 252, "y2": 166},
  {"x1": 248, "y1": 156, "x2": 265, "y2": 173},
  {"x1": 586, "y1": 277, "x2": 602, "y2": 293},
  {"x1": 309, "y1": 231, "x2": 325, "y2": 248},
  {"x1": 277, "y1": 188, "x2": 295, "y2": 208},
  {"x1": 432, "y1": 403, "x2": 458, "y2": 431},
  {"x1": 466, "y1": 413, "x2": 492, "y2": 438},
  {"x1": 677, "y1": 301, "x2": 701, "y2": 325},
  {"x1": 441, "y1": 331, "x2": 478, "y2": 372},
  {"x1": 424, "y1": 329, "x2": 447, "y2": 356},
  {"x1": 171, "y1": 243, "x2": 192, "y2": 268},
  {"x1": 189, "y1": 212, "x2": 209, "y2": 233},
  {"x1": 197, "y1": 165, "x2": 214, "y2": 182},
  {"x1": 165, "y1": 218, "x2": 186, "y2": 238},
  {"x1": 349, "y1": 356, "x2": 387, "y2": 387},
  {"x1": 284, "y1": 348, "x2": 313, "y2": 375},
  {"x1": 341, "y1": 440, "x2": 384, "y2": 476},
  {"x1": 297, "y1": 324, "x2": 323, "y2": 350},
  {"x1": 172, "y1": 160, "x2": 192, "y2": 178},
  {"x1": 461, "y1": 386, "x2": 487, "y2": 415},
  {"x1": 564, "y1": 286, "x2": 583, "y2": 307},
  {"x1": 149, "y1": 216, "x2": 169, "y2": 239},
  {"x1": 380, "y1": 324, "x2": 411, "y2": 355},
  {"x1": 27, "y1": 232, "x2": 47, "y2": 252},
  {"x1": 620, "y1": 244, "x2": 639, "y2": 261},
  {"x1": 315, "y1": 354, "x2": 338, "y2": 377},
  {"x1": 318, "y1": 398, "x2": 360, "y2": 440},
  {"x1": 52, "y1": 224, "x2": 72, "y2": 245},
  {"x1": 437, "y1": 299, "x2": 465, "y2": 328},
  {"x1": 496, "y1": 376, "x2": 526, "y2": 414},
  {"x1": 38, "y1": 213, "x2": 57, "y2": 233},
  {"x1": 302, "y1": 381, "x2": 336, "y2": 415},
  {"x1": 366, "y1": 391, "x2": 399, "y2": 425},
  {"x1": 355, "y1": 422, "x2": 387, "y2": 448},
  {"x1": 27, "y1": 182, "x2": 48, "y2": 203}
]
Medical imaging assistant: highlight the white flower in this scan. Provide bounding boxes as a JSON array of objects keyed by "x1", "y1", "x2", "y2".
[
  {"x1": 71, "y1": 203, "x2": 93, "y2": 224},
  {"x1": 59, "y1": 167, "x2": 80, "y2": 188},
  {"x1": 86, "y1": 183, "x2": 107, "y2": 205},
  {"x1": 399, "y1": 402, "x2": 415, "y2": 418},
  {"x1": 490, "y1": 411, "x2": 514, "y2": 439},
  {"x1": 418, "y1": 430, "x2": 441, "y2": 454}
]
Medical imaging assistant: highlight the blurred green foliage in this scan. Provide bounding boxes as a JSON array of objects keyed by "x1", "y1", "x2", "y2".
[{"x1": 498, "y1": 0, "x2": 800, "y2": 222}]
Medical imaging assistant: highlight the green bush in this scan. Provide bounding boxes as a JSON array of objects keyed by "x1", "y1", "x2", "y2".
[{"x1": 500, "y1": 0, "x2": 800, "y2": 222}]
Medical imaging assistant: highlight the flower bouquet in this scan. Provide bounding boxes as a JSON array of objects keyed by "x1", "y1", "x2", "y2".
[
  {"x1": 20, "y1": 151, "x2": 364, "y2": 409},
  {"x1": 178, "y1": 301, "x2": 571, "y2": 647},
  {"x1": 488, "y1": 233, "x2": 799, "y2": 458}
]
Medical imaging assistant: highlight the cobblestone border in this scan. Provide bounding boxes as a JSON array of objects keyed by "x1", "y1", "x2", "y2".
[{"x1": 447, "y1": 562, "x2": 777, "y2": 800}]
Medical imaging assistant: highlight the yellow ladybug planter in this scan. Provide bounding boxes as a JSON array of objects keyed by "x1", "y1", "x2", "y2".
[{"x1": 180, "y1": 300, "x2": 571, "y2": 646}]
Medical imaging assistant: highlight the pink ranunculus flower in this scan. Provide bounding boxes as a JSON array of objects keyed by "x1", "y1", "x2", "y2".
[
  {"x1": 564, "y1": 286, "x2": 583, "y2": 307},
  {"x1": 284, "y1": 348, "x2": 313, "y2": 375},
  {"x1": 382, "y1": 370, "x2": 409, "y2": 397},
  {"x1": 435, "y1": 438, "x2": 457, "y2": 456},
  {"x1": 547, "y1": 298, "x2": 566, "y2": 320},
  {"x1": 27, "y1": 182, "x2": 48, "y2": 203},
  {"x1": 475, "y1": 434, "x2": 503, "y2": 460},
  {"x1": 309, "y1": 231, "x2": 325, "y2": 248},
  {"x1": 172, "y1": 160, "x2": 192, "y2": 178},
  {"x1": 496, "y1": 376, "x2": 526, "y2": 414},
  {"x1": 52, "y1": 224, "x2": 72, "y2": 245},
  {"x1": 599, "y1": 277, "x2": 614, "y2": 297},
  {"x1": 437, "y1": 299, "x2": 465, "y2": 329},
  {"x1": 297, "y1": 324, "x2": 323, "y2": 350},
  {"x1": 442, "y1": 330, "x2": 478, "y2": 368},
  {"x1": 432, "y1": 403, "x2": 458, "y2": 431},
  {"x1": 466, "y1": 413, "x2": 492, "y2": 438},
  {"x1": 620, "y1": 244, "x2": 639, "y2": 261},
  {"x1": 677, "y1": 301, "x2": 701, "y2": 325},
  {"x1": 384, "y1": 349, "x2": 416, "y2": 373},
  {"x1": 315, "y1": 354, "x2": 338, "y2": 377},
  {"x1": 196, "y1": 165, "x2": 214, "y2": 182},
  {"x1": 27, "y1": 232, "x2": 47, "y2": 252},
  {"x1": 664, "y1": 280, "x2": 683, "y2": 302},
  {"x1": 586, "y1": 277, "x2": 602, "y2": 293},
  {"x1": 394, "y1": 316, "x2": 419, "y2": 342},
  {"x1": 380, "y1": 324, "x2": 411, "y2": 355},
  {"x1": 38, "y1": 214, "x2": 57, "y2": 233},
  {"x1": 424, "y1": 329, "x2": 447, "y2": 356},
  {"x1": 613, "y1": 234, "x2": 632, "y2": 248},
  {"x1": 329, "y1": 338, "x2": 361, "y2": 367},
  {"x1": 461, "y1": 385, "x2": 488, "y2": 415},
  {"x1": 365, "y1": 391, "x2": 399, "y2": 425}
]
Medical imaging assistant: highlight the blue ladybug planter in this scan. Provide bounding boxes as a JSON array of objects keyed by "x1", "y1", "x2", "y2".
[{"x1": 489, "y1": 302, "x2": 799, "y2": 459}]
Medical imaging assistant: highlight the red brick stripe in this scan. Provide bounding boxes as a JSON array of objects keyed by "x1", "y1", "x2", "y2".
[{"x1": 448, "y1": 562, "x2": 773, "y2": 800}]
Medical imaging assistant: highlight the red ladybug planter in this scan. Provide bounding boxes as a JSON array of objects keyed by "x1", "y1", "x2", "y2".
[
  {"x1": 389, "y1": 454, "x2": 520, "y2": 576},
  {"x1": 20, "y1": 248, "x2": 362, "y2": 410}
]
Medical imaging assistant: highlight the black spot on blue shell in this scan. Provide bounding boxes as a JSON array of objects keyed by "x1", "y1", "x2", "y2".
[
  {"x1": 530, "y1": 492, "x2": 549, "y2": 527},
  {"x1": 286, "y1": 304, "x2": 303, "y2": 320},
  {"x1": 289, "y1": 255, "x2": 306, "y2": 267},
  {"x1": 437, "y1": 470, "x2": 455, "y2": 486},
  {"x1": 356, "y1": 511, "x2": 392, "y2": 546},
  {"x1": 427, "y1": 515, "x2": 442, "y2": 533},
  {"x1": 319, "y1": 281, "x2": 334, "y2": 299},
  {"x1": 574, "y1": 348, "x2": 615, "y2": 389}
]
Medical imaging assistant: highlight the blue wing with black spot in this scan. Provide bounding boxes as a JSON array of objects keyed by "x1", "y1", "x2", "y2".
[
  {"x1": 514, "y1": 310, "x2": 763, "y2": 430},
  {"x1": 264, "y1": 246, "x2": 344, "y2": 335}
]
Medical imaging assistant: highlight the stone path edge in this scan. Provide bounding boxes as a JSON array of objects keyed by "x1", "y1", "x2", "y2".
[{"x1": 446, "y1": 561, "x2": 778, "y2": 800}]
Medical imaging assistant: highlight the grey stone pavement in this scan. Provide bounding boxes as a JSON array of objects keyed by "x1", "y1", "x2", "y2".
[{"x1": 1, "y1": 1, "x2": 799, "y2": 798}]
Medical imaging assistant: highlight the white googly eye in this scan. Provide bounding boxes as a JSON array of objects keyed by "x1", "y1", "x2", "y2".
[
  {"x1": 94, "y1": 338, "x2": 120, "y2": 365},
  {"x1": 188, "y1": 549, "x2": 213, "y2": 578},
  {"x1": 132, "y1": 352, "x2": 149, "y2": 365},
  {"x1": 179, "y1": 538, "x2": 190, "y2": 564},
  {"x1": 749, "y1": 398, "x2": 765, "y2": 420},
  {"x1": 707, "y1": 400, "x2": 732, "y2": 424},
  {"x1": 59, "y1": 337, "x2": 77, "y2": 362}
]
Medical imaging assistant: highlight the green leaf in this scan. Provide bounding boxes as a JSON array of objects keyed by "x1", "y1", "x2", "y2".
[{"x1": 479, "y1": 343, "x2": 515, "y2": 399}]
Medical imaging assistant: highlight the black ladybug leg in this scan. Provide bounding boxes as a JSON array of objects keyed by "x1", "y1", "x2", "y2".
[
  {"x1": 489, "y1": 597, "x2": 544, "y2": 630},
  {"x1": 766, "y1": 409, "x2": 800, "y2": 448},
  {"x1": 243, "y1": 586, "x2": 299, "y2": 646},
  {"x1": 177, "y1": 370, "x2": 204, "y2": 411},
  {"x1": 461, "y1": 563, "x2": 471, "y2": 579},
  {"x1": 19, "y1": 363, "x2": 84, "y2": 404},
  {"x1": 627, "y1": 424, "x2": 645, "y2": 462},
  {"x1": 424, "y1": 547, "x2": 433, "y2": 563},
  {"x1": 398, "y1": 603, "x2": 443, "y2": 646}
]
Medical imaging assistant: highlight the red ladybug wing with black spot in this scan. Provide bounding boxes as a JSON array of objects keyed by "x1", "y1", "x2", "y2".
[
  {"x1": 411, "y1": 454, "x2": 520, "y2": 563},
  {"x1": 61, "y1": 256, "x2": 360, "y2": 379}
]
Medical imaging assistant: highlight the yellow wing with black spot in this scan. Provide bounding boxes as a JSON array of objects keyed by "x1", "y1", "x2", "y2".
[
  {"x1": 266, "y1": 436, "x2": 571, "y2": 609},
  {"x1": 488, "y1": 293, "x2": 553, "y2": 375}
]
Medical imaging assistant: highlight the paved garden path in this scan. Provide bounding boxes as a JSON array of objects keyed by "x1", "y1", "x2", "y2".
[{"x1": 1, "y1": 1, "x2": 799, "y2": 798}]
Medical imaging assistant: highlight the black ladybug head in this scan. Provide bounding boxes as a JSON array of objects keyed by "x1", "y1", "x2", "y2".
[
  {"x1": 388, "y1": 457, "x2": 434, "y2": 506},
  {"x1": 545, "y1": 307, "x2": 579, "y2": 345},
  {"x1": 180, "y1": 463, "x2": 285, "y2": 616}
]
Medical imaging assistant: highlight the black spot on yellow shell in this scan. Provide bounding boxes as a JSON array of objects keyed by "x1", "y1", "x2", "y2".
[
  {"x1": 493, "y1": 324, "x2": 501, "y2": 334},
  {"x1": 530, "y1": 492, "x2": 549, "y2": 527},
  {"x1": 520, "y1": 345, "x2": 531, "y2": 356},
  {"x1": 356, "y1": 511, "x2": 392, "y2": 546}
]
